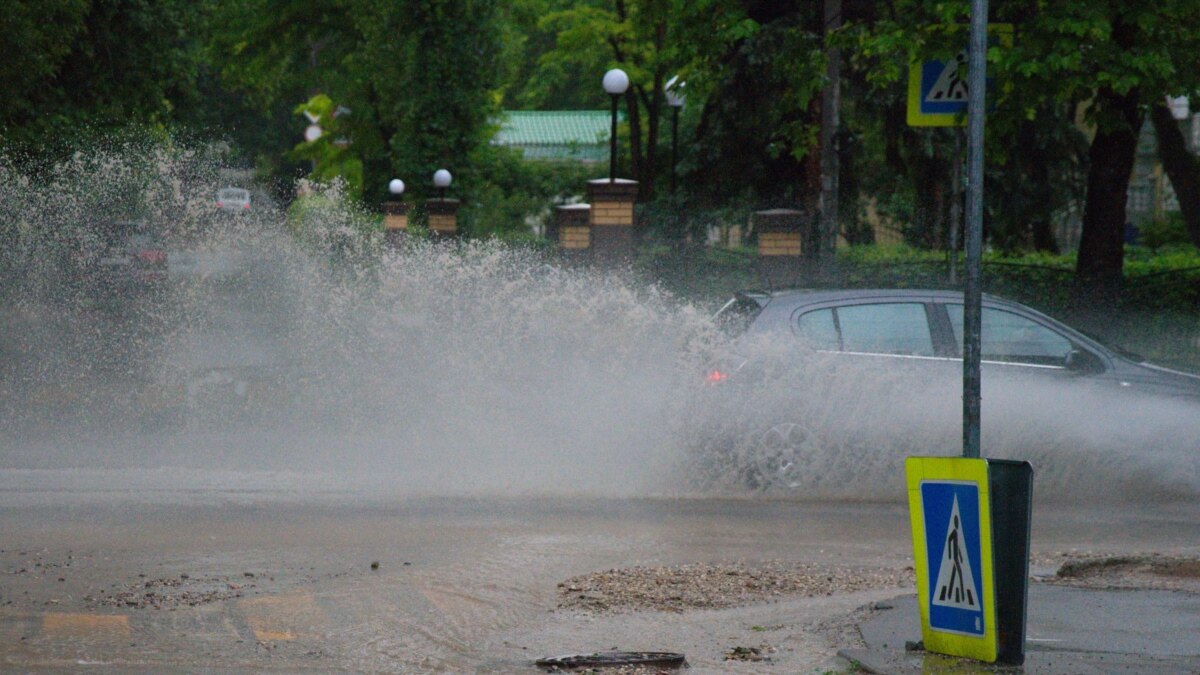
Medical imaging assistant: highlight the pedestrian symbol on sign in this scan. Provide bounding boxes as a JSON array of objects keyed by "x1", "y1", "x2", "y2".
[
  {"x1": 925, "y1": 52, "x2": 969, "y2": 103},
  {"x1": 906, "y1": 23, "x2": 1012, "y2": 126},
  {"x1": 932, "y1": 495, "x2": 979, "y2": 610},
  {"x1": 919, "y1": 479, "x2": 986, "y2": 637}
]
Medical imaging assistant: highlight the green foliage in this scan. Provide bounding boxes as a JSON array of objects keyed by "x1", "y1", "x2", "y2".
[
  {"x1": 285, "y1": 182, "x2": 381, "y2": 267},
  {"x1": 673, "y1": 3, "x2": 827, "y2": 205},
  {"x1": 842, "y1": 0, "x2": 1200, "y2": 284},
  {"x1": 291, "y1": 95, "x2": 364, "y2": 199},
  {"x1": 461, "y1": 146, "x2": 593, "y2": 238},
  {"x1": 368, "y1": 0, "x2": 501, "y2": 203},
  {"x1": 209, "y1": 0, "x2": 500, "y2": 205},
  {"x1": 637, "y1": 242, "x2": 759, "y2": 304},
  {"x1": 1, "y1": 0, "x2": 212, "y2": 150},
  {"x1": 1138, "y1": 215, "x2": 1194, "y2": 250}
]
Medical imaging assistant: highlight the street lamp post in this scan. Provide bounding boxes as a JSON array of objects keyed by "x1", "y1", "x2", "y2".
[
  {"x1": 664, "y1": 76, "x2": 686, "y2": 196},
  {"x1": 428, "y1": 169, "x2": 459, "y2": 237},
  {"x1": 433, "y1": 169, "x2": 452, "y2": 202},
  {"x1": 383, "y1": 178, "x2": 408, "y2": 243},
  {"x1": 603, "y1": 69, "x2": 630, "y2": 183}
]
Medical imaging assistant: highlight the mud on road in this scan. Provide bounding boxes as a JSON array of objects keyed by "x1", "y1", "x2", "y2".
[{"x1": 1, "y1": 489, "x2": 1199, "y2": 672}]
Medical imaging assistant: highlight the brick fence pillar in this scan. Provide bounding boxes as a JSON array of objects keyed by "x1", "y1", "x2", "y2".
[
  {"x1": 382, "y1": 200, "x2": 408, "y2": 246},
  {"x1": 586, "y1": 178, "x2": 638, "y2": 264},
  {"x1": 426, "y1": 199, "x2": 460, "y2": 237},
  {"x1": 548, "y1": 204, "x2": 591, "y2": 259},
  {"x1": 755, "y1": 208, "x2": 807, "y2": 287}
]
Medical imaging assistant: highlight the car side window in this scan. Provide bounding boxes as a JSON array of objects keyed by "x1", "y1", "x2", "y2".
[
  {"x1": 947, "y1": 304, "x2": 1073, "y2": 366},
  {"x1": 835, "y1": 303, "x2": 935, "y2": 356},
  {"x1": 796, "y1": 308, "x2": 839, "y2": 350}
]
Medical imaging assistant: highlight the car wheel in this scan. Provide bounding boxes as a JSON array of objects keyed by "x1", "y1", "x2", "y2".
[
  {"x1": 741, "y1": 422, "x2": 820, "y2": 491},
  {"x1": 682, "y1": 430, "x2": 742, "y2": 491}
]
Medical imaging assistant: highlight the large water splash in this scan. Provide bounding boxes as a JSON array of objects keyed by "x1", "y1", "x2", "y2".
[
  {"x1": 1, "y1": 138, "x2": 1196, "y2": 503},
  {"x1": 0, "y1": 138, "x2": 718, "y2": 497}
]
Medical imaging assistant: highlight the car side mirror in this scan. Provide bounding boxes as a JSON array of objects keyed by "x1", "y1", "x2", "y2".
[{"x1": 1064, "y1": 349, "x2": 1096, "y2": 373}]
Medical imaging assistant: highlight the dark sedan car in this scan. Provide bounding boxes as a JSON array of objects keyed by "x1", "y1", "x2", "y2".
[
  {"x1": 690, "y1": 288, "x2": 1200, "y2": 490},
  {"x1": 85, "y1": 220, "x2": 169, "y2": 294}
]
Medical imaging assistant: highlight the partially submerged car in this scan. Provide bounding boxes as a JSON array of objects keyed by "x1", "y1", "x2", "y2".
[{"x1": 691, "y1": 288, "x2": 1200, "y2": 490}]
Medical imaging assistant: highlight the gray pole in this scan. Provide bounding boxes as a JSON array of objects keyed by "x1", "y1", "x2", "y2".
[
  {"x1": 818, "y1": 0, "x2": 842, "y2": 273},
  {"x1": 963, "y1": 0, "x2": 987, "y2": 459},
  {"x1": 609, "y1": 94, "x2": 619, "y2": 183},
  {"x1": 949, "y1": 129, "x2": 962, "y2": 285}
]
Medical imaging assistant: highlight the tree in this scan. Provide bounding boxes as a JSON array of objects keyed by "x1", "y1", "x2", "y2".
[
  {"x1": 211, "y1": 0, "x2": 500, "y2": 208},
  {"x1": 496, "y1": 0, "x2": 610, "y2": 110},
  {"x1": 1, "y1": 0, "x2": 209, "y2": 150},
  {"x1": 848, "y1": 1, "x2": 1200, "y2": 299},
  {"x1": 539, "y1": 0, "x2": 677, "y2": 199},
  {"x1": 1150, "y1": 103, "x2": 1200, "y2": 249},
  {"x1": 989, "y1": 1, "x2": 1200, "y2": 299},
  {"x1": 363, "y1": 0, "x2": 501, "y2": 203},
  {"x1": 674, "y1": 1, "x2": 827, "y2": 207}
]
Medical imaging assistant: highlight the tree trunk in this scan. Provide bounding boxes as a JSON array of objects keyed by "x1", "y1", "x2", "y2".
[
  {"x1": 625, "y1": 89, "x2": 643, "y2": 184},
  {"x1": 1021, "y1": 121, "x2": 1058, "y2": 253},
  {"x1": 816, "y1": 0, "x2": 842, "y2": 274},
  {"x1": 1150, "y1": 103, "x2": 1200, "y2": 247},
  {"x1": 1075, "y1": 87, "x2": 1142, "y2": 304},
  {"x1": 804, "y1": 96, "x2": 823, "y2": 259}
]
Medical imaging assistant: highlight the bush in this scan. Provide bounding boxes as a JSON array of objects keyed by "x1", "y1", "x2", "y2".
[
  {"x1": 1138, "y1": 214, "x2": 1193, "y2": 250},
  {"x1": 460, "y1": 146, "x2": 593, "y2": 238}
]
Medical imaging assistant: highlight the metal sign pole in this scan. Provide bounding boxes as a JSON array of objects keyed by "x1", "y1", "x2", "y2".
[
  {"x1": 963, "y1": 0, "x2": 987, "y2": 459},
  {"x1": 950, "y1": 129, "x2": 962, "y2": 285}
]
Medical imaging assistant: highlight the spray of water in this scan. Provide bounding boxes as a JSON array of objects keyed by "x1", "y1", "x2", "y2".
[
  {"x1": 1, "y1": 137, "x2": 1196, "y2": 503},
  {"x1": 675, "y1": 330, "x2": 1200, "y2": 502},
  {"x1": 0, "y1": 138, "x2": 720, "y2": 497}
]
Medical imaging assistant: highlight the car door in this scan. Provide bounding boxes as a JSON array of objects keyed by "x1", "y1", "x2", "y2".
[
  {"x1": 940, "y1": 302, "x2": 1102, "y2": 385},
  {"x1": 790, "y1": 299, "x2": 962, "y2": 424}
]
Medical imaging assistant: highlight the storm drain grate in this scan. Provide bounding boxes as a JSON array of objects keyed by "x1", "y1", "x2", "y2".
[{"x1": 535, "y1": 651, "x2": 687, "y2": 670}]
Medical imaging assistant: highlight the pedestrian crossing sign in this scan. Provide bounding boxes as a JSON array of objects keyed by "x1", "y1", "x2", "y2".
[
  {"x1": 906, "y1": 457, "x2": 998, "y2": 662},
  {"x1": 906, "y1": 24, "x2": 1013, "y2": 127}
]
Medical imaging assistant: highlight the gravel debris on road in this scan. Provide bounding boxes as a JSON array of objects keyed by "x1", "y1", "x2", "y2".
[
  {"x1": 1046, "y1": 553, "x2": 1200, "y2": 592},
  {"x1": 557, "y1": 560, "x2": 913, "y2": 614},
  {"x1": 93, "y1": 574, "x2": 257, "y2": 610}
]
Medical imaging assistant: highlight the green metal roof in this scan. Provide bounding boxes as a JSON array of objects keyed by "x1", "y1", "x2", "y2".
[{"x1": 492, "y1": 111, "x2": 612, "y2": 162}]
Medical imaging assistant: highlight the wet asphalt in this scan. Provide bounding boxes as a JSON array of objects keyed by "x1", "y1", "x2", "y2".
[
  {"x1": 0, "y1": 476, "x2": 1197, "y2": 672},
  {"x1": 844, "y1": 585, "x2": 1200, "y2": 673}
]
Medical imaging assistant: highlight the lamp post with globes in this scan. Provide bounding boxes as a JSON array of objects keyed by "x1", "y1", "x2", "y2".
[
  {"x1": 427, "y1": 169, "x2": 459, "y2": 237},
  {"x1": 586, "y1": 68, "x2": 639, "y2": 264},
  {"x1": 603, "y1": 69, "x2": 629, "y2": 183},
  {"x1": 433, "y1": 169, "x2": 452, "y2": 201},
  {"x1": 664, "y1": 76, "x2": 686, "y2": 196},
  {"x1": 383, "y1": 178, "x2": 408, "y2": 245}
]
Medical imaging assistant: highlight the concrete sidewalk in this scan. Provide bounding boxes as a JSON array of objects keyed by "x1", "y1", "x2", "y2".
[{"x1": 840, "y1": 584, "x2": 1200, "y2": 673}]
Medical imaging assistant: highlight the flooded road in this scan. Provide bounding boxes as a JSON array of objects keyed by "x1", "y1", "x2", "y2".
[
  {"x1": 2, "y1": 476, "x2": 1198, "y2": 672},
  {"x1": 2, "y1": 142, "x2": 1198, "y2": 671}
]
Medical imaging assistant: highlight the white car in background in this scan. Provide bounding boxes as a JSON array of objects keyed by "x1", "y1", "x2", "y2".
[{"x1": 216, "y1": 187, "x2": 251, "y2": 213}]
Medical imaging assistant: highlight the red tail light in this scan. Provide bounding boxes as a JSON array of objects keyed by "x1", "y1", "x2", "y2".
[
  {"x1": 217, "y1": 201, "x2": 224, "y2": 208},
  {"x1": 704, "y1": 369, "x2": 730, "y2": 384},
  {"x1": 243, "y1": 202, "x2": 251, "y2": 209}
]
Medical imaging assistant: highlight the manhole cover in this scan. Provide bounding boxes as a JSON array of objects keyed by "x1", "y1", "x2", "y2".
[{"x1": 535, "y1": 651, "x2": 686, "y2": 670}]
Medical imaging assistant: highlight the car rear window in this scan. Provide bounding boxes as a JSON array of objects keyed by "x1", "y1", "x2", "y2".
[
  {"x1": 713, "y1": 295, "x2": 765, "y2": 337},
  {"x1": 796, "y1": 308, "x2": 839, "y2": 349},
  {"x1": 796, "y1": 303, "x2": 935, "y2": 355}
]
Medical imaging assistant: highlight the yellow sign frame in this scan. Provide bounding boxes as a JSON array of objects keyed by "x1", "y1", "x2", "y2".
[
  {"x1": 906, "y1": 24, "x2": 1014, "y2": 127},
  {"x1": 906, "y1": 456, "x2": 998, "y2": 662}
]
